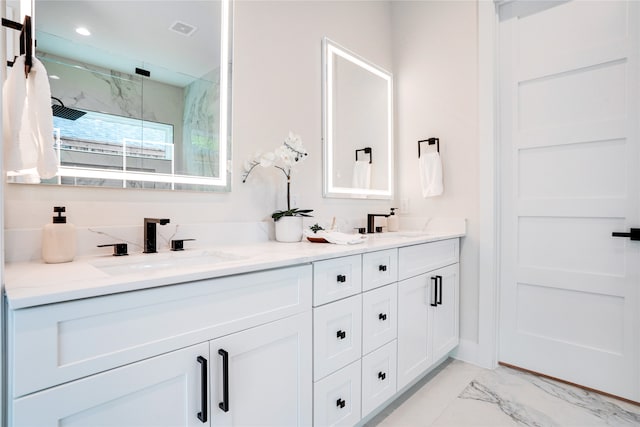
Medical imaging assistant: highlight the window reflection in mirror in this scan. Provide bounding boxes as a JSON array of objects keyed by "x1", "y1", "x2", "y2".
[
  {"x1": 322, "y1": 37, "x2": 393, "y2": 200},
  {"x1": 10, "y1": 0, "x2": 232, "y2": 191}
]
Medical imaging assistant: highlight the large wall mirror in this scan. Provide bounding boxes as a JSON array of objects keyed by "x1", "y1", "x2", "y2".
[
  {"x1": 8, "y1": 0, "x2": 232, "y2": 191},
  {"x1": 322, "y1": 37, "x2": 393, "y2": 199}
]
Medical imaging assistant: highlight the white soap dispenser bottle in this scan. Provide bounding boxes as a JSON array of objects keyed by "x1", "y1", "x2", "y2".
[
  {"x1": 387, "y1": 207, "x2": 399, "y2": 232},
  {"x1": 42, "y1": 206, "x2": 77, "y2": 263}
]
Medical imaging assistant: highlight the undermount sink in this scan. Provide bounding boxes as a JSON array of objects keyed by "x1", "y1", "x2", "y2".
[{"x1": 91, "y1": 250, "x2": 243, "y2": 276}]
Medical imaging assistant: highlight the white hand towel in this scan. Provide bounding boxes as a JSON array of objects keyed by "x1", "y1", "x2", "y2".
[
  {"x1": 352, "y1": 160, "x2": 371, "y2": 189},
  {"x1": 419, "y1": 152, "x2": 443, "y2": 197},
  {"x1": 3, "y1": 55, "x2": 58, "y2": 180}
]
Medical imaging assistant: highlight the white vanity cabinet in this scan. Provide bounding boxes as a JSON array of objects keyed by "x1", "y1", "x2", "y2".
[
  {"x1": 8, "y1": 265, "x2": 313, "y2": 427},
  {"x1": 312, "y1": 249, "x2": 400, "y2": 426},
  {"x1": 397, "y1": 241, "x2": 460, "y2": 391}
]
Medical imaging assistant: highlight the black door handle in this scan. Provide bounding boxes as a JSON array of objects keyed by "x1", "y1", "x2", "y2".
[
  {"x1": 379, "y1": 264, "x2": 387, "y2": 272},
  {"x1": 378, "y1": 313, "x2": 387, "y2": 321},
  {"x1": 612, "y1": 228, "x2": 640, "y2": 241},
  {"x1": 197, "y1": 356, "x2": 208, "y2": 423},
  {"x1": 437, "y1": 275, "x2": 443, "y2": 305},
  {"x1": 430, "y1": 276, "x2": 438, "y2": 307},
  {"x1": 336, "y1": 398, "x2": 346, "y2": 408},
  {"x1": 378, "y1": 371, "x2": 386, "y2": 380},
  {"x1": 337, "y1": 330, "x2": 346, "y2": 339},
  {"x1": 218, "y1": 349, "x2": 229, "y2": 412},
  {"x1": 337, "y1": 274, "x2": 346, "y2": 283}
]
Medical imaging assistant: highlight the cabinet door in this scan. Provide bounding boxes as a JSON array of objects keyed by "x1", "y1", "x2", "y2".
[
  {"x1": 313, "y1": 360, "x2": 362, "y2": 427},
  {"x1": 210, "y1": 311, "x2": 312, "y2": 427},
  {"x1": 397, "y1": 274, "x2": 432, "y2": 391},
  {"x1": 432, "y1": 264, "x2": 460, "y2": 362},
  {"x1": 361, "y1": 340, "x2": 397, "y2": 418},
  {"x1": 12, "y1": 343, "x2": 209, "y2": 427}
]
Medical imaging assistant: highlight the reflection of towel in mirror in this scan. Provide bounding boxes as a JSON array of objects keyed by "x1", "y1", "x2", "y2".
[
  {"x1": 3, "y1": 55, "x2": 58, "y2": 180},
  {"x1": 352, "y1": 160, "x2": 371, "y2": 189},
  {"x1": 419, "y1": 152, "x2": 443, "y2": 197}
]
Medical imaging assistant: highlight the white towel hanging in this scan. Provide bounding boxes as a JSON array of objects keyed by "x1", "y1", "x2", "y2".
[
  {"x1": 352, "y1": 160, "x2": 371, "y2": 189},
  {"x1": 419, "y1": 151, "x2": 443, "y2": 197},
  {"x1": 3, "y1": 54, "x2": 58, "y2": 180}
]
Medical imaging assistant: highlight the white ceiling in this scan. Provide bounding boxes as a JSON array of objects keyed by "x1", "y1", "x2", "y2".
[{"x1": 34, "y1": 0, "x2": 223, "y2": 87}]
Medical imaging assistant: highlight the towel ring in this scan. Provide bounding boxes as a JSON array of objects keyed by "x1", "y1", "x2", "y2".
[
  {"x1": 355, "y1": 147, "x2": 372, "y2": 164},
  {"x1": 418, "y1": 138, "x2": 439, "y2": 157}
]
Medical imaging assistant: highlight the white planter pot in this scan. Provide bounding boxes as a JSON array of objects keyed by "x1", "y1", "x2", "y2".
[{"x1": 274, "y1": 216, "x2": 303, "y2": 242}]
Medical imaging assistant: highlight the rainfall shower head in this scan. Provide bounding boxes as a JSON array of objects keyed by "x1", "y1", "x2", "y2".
[{"x1": 51, "y1": 97, "x2": 86, "y2": 121}]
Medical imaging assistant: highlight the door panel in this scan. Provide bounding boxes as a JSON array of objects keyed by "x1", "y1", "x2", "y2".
[
  {"x1": 12, "y1": 343, "x2": 208, "y2": 427},
  {"x1": 210, "y1": 312, "x2": 312, "y2": 427},
  {"x1": 499, "y1": 0, "x2": 640, "y2": 401}
]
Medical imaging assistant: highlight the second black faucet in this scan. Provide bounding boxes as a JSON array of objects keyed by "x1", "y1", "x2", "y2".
[{"x1": 143, "y1": 218, "x2": 170, "y2": 253}]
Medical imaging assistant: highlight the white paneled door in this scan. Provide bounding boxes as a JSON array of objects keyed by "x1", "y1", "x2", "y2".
[{"x1": 498, "y1": 0, "x2": 640, "y2": 401}]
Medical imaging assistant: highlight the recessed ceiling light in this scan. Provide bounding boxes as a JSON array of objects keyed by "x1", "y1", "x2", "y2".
[
  {"x1": 169, "y1": 21, "x2": 197, "y2": 36},
  {"x1": 75, "y1": 27, "x2": 91, "y2": 36}
]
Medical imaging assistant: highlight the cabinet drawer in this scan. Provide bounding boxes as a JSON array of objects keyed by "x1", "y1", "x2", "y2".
[
  {"x1": 361, "y1": 341, "x2": 397, "y2": 418},
  {"x1": 313, "y1": 255, "x2": 362, "y2": 306},
  {"x1": 10, "y1": 265, "x2": 312, "y2": 398},
  {"x1": 398, "y1": 239, "x2": 459, "y2": 280},
  {"x1": 362, "y1": 283, "x2": 397, "y2": 355},
  {"x1": 313, "y1": 360, "x2": 361, "y2": 427},
  {"x1": 313, "y1": 295, "x2": 362, "y2": 380},
  {"x1": 362, "y1": 249, "x2": 398, "y2": 291}
]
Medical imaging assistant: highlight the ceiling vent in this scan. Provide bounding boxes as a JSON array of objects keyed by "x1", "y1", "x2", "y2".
[{"x1": 169, "y1": 21, "x2": 197, "y2": 37}]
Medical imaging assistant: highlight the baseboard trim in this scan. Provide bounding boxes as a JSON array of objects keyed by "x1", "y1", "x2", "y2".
[{"x1": 498, "y1": 361, "x2": 640, "y2": 407}]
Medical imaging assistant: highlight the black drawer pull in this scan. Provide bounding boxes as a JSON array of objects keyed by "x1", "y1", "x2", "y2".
[
  {"x1": 218, "y1": 349, "x2": 229, "y2": 412},
  {"x1": 430, "y1": 276, "x2": 438, "y2": 307},
  {"x1": 378, "y1": 371, "x2": 386, "y2": 380},
  {"x1": 612, "y1": 228, "x2": 640, "y2": 240},
  {"x1": 336, "y1": 274, "x2": 346, "y2": 283},
  {"x1": 378, "y1": 313, "x2": 387, "y2": 321},
  {"x1": 197, "y1": 356, "x2": 208, "y2": 423},
  {"x1": 336, "y1": 398, "x2": 346, "y2": 408},
  {"x1": 378, "y1": 264, "x2": 387, "y2": 272},
  {"x1": 336, "y1": 330, "x2": 346, "y2": 340},
  {"x1": 437, "y1": 275, "x2": 443, "y2": 305}
]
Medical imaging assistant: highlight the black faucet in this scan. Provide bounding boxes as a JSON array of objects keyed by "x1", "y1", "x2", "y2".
[
  {"x1": 143, "y1": 218, "x2": 170, "y2": 253},
  {"x1": 367, "y1": 214, "x2": 389, "y2": 234}
]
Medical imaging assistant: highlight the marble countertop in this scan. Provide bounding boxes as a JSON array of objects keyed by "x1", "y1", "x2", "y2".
[{"x1": 4, "y1": 230, "x2": 463, "y2": 310}]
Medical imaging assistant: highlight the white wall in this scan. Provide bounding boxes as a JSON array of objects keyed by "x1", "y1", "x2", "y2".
[
  {"x1": 391, "y1": 1, "x2": 480, "y2": 350},
  {"x1": 4, "y1": 1, "x2": 395, "y2": 232}
]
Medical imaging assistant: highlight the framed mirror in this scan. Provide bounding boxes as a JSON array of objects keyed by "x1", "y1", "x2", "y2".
[
  {"x1": 322, "y1": 37, "x2": 393, "y2": 199},
  {"x1": 9, "y1": 0, "x2": 232, "y2": 191}
]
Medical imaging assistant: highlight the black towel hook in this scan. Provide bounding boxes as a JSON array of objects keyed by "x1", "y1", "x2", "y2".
[
  {"x1": 355, "y1": 147, "x2": 372, "y2": 164},
  {"x1": 2, "y1": 15, "x2": 33, "y2": 77},
  {"x1": 418, "y1": 138, "x2": 440, "y2": 157}
]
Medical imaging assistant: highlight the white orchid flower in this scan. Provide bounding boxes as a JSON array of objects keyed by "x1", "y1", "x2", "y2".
[{"x1": 259, "y1": 151, "x2": 276, "y2": 168}]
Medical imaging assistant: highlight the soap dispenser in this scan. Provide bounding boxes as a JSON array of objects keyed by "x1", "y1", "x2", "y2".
[
  {"x1": 42, "y1": 206, "x2": 77, "y2": 263},
  {"x1": 387, "y1": 207, "x2": 399, "y2": 232}
]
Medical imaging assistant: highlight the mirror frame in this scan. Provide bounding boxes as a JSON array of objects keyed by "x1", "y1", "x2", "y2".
[
  {"x1": 321, "y1": 37, "x2": 394, "y2": 200},
  {"x1": 16, "y1": 0, "x2": 233, "y2": 191}
]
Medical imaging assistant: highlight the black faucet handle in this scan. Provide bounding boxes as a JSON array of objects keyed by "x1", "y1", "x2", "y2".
[
  {"x1": 171, "y1": 238, "x2": 196, "y2": 251},
  {"x1": 97, "y1": 243, "x2": 128, "y2": 256}
]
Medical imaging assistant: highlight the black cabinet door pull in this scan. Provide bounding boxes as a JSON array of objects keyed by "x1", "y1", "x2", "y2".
[
  {"x1": 336, "y1": 330, "x2": 346, "y2": 339},
  {"x1": 378, "y1": 313, "x2": 387, "y2": 321},
  {"x1": 430, "y1": 276, "x2": 438, "y2": 307},
  {"x1": 437, "y1": 275, "x2": 443, "y2": 305},
  {"x1": 218, "y1": 349, "x2": 229, "y2": 412},
  {"x1": 378, "y1": 371, "x2": 386, "y2": 380},
  {"x1": 337, "y1": 274, "x2": 346, "y2": 283},
  {"x1": 612, "y1": 228, "x2": 640, "y2": 240},
  {"x1": 336, "y1": 398, "x2": 346, "y2": 408},
  {"x1": 197, "y1": 356, "x2": 208, "y2": 423},
  {"x1": 379, "y1": 264, "x2": 387, "y2": 272}
]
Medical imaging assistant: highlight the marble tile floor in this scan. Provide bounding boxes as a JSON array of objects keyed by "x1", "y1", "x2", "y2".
[{"x1": 367, "y1": 359, "x2": 640, "y2": 427}]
